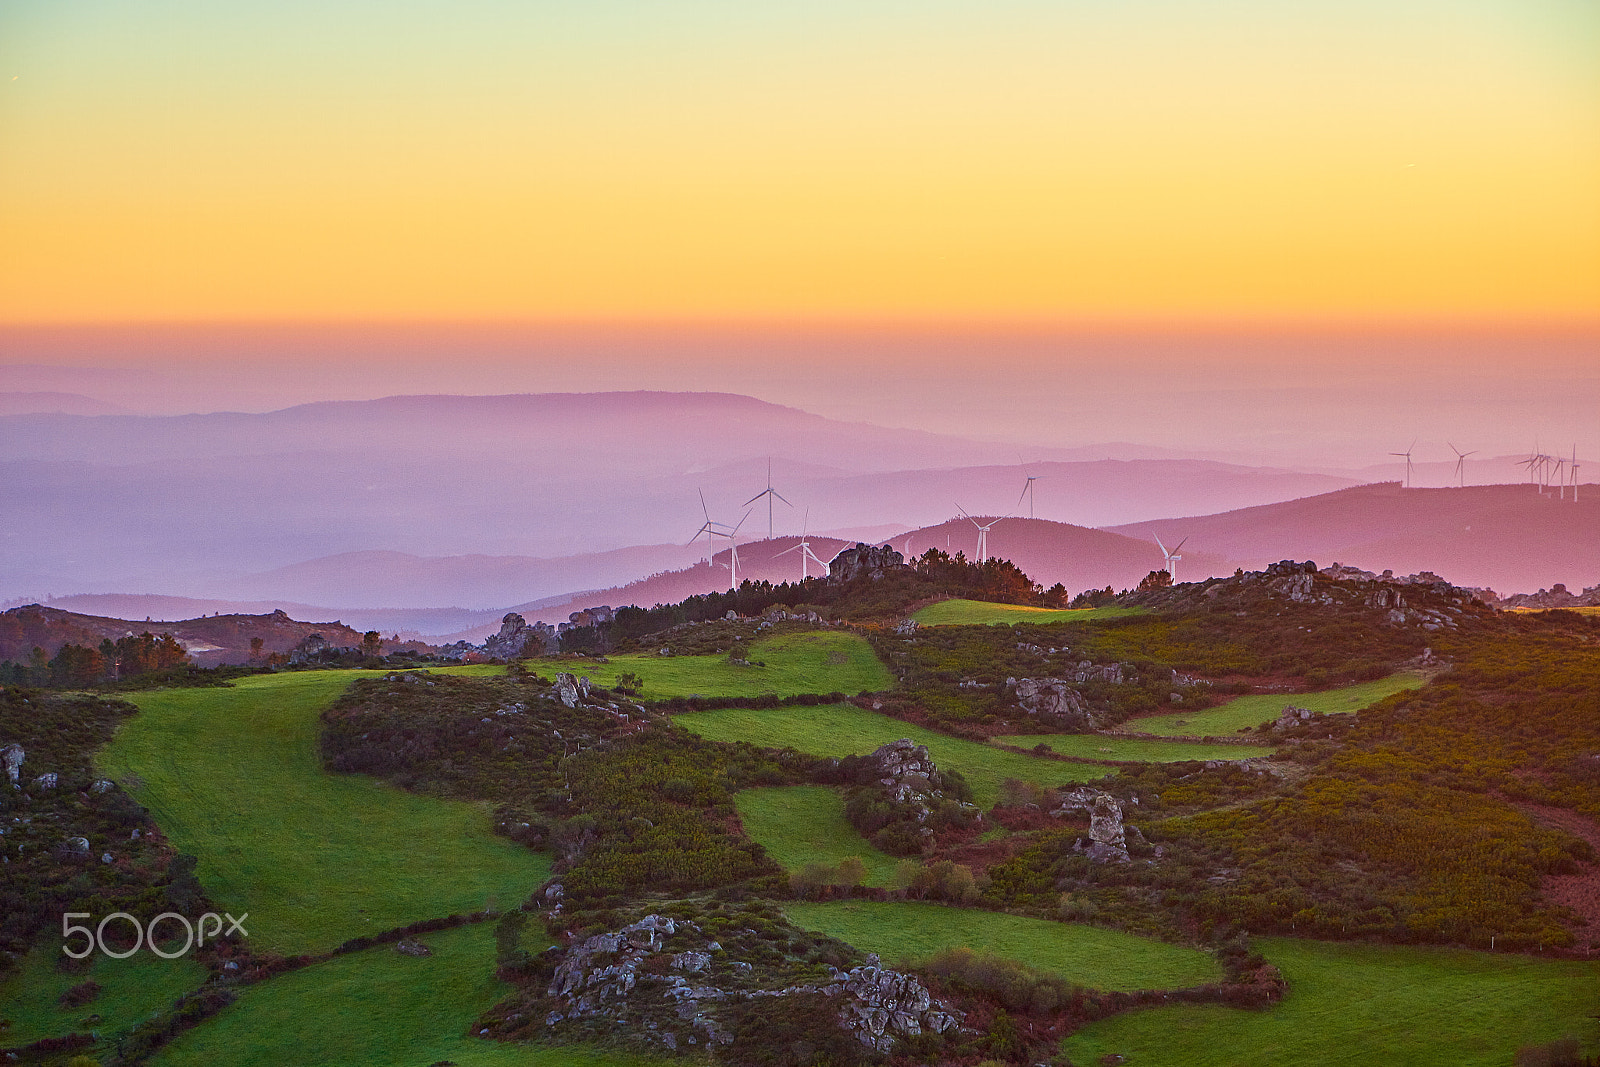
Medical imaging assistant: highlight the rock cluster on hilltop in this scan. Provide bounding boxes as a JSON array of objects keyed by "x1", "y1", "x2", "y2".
[
  {"x1": 482, "y1": 612, "x2": 559, "y2": 659},
  {"x1": 1496, "y1": 582, "x2": 1600, "y2": 610},
  {"x1": 510, "y1": 913, "x2": 962, "y2": 1055},
  {"x1": 1119, "y1": 559, "x2": 1489, "y2": 631},
  {"x1": 828, "y1": 543, "x2": 906, "y2": 583}
]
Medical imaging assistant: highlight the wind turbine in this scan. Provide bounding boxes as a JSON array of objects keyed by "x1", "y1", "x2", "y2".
[
  {"x1": 1571, "y1": 445, "x2": 1580, "y2": 503},
  {"x1": 1016, "y1": 457, "x2": 1041, "y2": 519},
  {"x1": 776, "y1": 508, "x2": 831, "y2": 580},
  {"x1": 1390, "y1": 440, "x2": 1416, "y2": 488},
  {"x1": 743, "y1": 458, "x2": 793, "y2": 540},
  {"x1": 1448, "y1": 443, "x2": 1477, "y2": 488},
  {"x1": 956, "y1": 505, "x2": 1004, "y2": 563},
  {"x1": 716, "y1": 510, "x2": 752, "y2": 591},
  {"x1": 688, "y1": 489, "x2": 731, "y2": 562},
  {"x1": 1154, "y1": 534, "x2": 1188, "y2": 585}
]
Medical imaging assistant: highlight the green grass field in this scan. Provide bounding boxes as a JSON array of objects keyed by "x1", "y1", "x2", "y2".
[
  {"x1": 990, "y1": 733, "x2": 1275, "y2": 762},
  {"x1": 911, "y1": 599, "x2": 1146, "y2": 626},
  {"x1": 0, "y1": 945, "x2": 205, "y2": 1044},
  {"x1": 784, "y1": 901, "x2": 1220, "y2": 992},
  {"x1": 735, "y1": 786, "x2": 902, "y2": 887},
  {"x1": 523, "y1": 630, "x2": 893, "y2": 698},
  {"x1": 672, "y1": 703, "x2": 1106, "y2": 807},
  {"x1": 1119, "y1": 672, "x2": 1426, "y2": 738},
  {"x1": 149, "y1": 922, "x2": 668, "y2": 1067},
  {"x1": 99, "y1": 671, "x2": 551, "y2": 955},
  {"x1": 1061, "y1": 937, "x2": 1600, "y2": 1067}
]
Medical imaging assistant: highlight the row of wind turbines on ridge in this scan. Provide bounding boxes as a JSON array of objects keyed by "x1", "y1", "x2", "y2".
[
  {"x1": 689, "y1": 460, "x2": 1192, "y2": 592},
  {"x1": 1389, "y1": 441, "x2": 1582, "y2": 500}
]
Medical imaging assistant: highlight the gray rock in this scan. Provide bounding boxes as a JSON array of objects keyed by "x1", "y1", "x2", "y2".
[
  {"x1": 1010, "y1": 677, "x2": 1101, "y2": 730},
  {"x1": 1, "y1": 744, "x2": 22, "y2": 787},
  {"x1": 828, "y1": 543, "x2": 906, "y2": 583},
  {"x1": 394, "y1": 938, "x2": 433, "y2": 957},
  {"x1": 1272, "y1": 705, "x2": 1318, "y2": 730},
  {"x1": 482, "y1": 613, "x2": 557, "y2": 659},
  {"x1": 554, "y1": 673, "x2": 582, "y2": 707},
  {"x1": 32, "y1": 772, "x2": 57, "y2": 791}
]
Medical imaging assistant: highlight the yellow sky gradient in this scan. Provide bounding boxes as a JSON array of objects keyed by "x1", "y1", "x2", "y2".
[{"x1": 2, "y1": 1, "x2": 1596, "y2": 324}]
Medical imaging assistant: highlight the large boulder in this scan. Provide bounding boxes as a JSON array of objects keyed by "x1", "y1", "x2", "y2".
[
  {"x1": 1009, "y1": 677, "x2": 1101, "y2": 730},
  {"x1": 483, "y1": 613, "x2": 557, "y2": 659},
  {"x1": 1052, "y1": 786, "x2": 1130, "y2": 862},
  {"x1": 828, "y1": 543, "x2": 905, "y2": 583},
  {"x1": 1, "y1": 743, "x2": 22, "y2": 788}
]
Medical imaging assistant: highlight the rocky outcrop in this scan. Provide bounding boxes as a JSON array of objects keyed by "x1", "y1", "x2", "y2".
[
  {"x1": 483, "y1": 613, "x2": 558, "y2": 659},
  {"x1": 836, "y1": 962, "x2": 962, "y2": 1052},
  {"x1": 1498, "y1": 582, "x2": 1600, "y2": 610},
  {"x1": 554, "y1": 672, "x2": 592, "y2": 708},
  {"x1": 1074, "y1": 661, "x2": 1127, "y2": 685},
  {"x1": 1, "y1": 743, "x2": 22, "y2": 788},
  {"x1": 828, "y1": 543, "x2": 906, "y2": 583},
  {"x1": 566, "y1": 606, "x2": 615, "y2": 629},
  {"x1": 1123, "y1": 559, "x2": 1487, "y2": 631},
  {"x1": 1052, "y1": 787, "x2": 1130, "y2": 862},
  {"x1": 1008, "y1": 677, "x2": 1100, "y2": 731},
  {"x1": 1272, "y1": 705, "x2": 1318, "y2": 730},
  {"x1": 532, "y1": 914, "x2": 961, "y2": 1055}
]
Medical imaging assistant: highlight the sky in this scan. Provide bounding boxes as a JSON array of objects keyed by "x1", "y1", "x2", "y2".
[
  {"x1": 2, "y1": 0, "x2": 1597, "y2": 325},
  {"x1": 0, "y1": 1, "x2": 1596, "y2": 462}
]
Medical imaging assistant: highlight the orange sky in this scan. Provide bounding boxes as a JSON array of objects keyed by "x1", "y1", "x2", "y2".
[{"x1": 1, "y1": 1, "x2": 1597, "y2": 325}]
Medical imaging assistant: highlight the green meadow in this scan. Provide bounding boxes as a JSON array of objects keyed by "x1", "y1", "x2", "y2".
[
  {"x1": 100, "y1": 671, "x2": 551, "y2": 955},
  {"x1": 990, "y1": 733, "x2": 1274, "y2": 762},
  {"x1": 735, "y1": 786, "x2": 902, "y2": 887},
  {"x1": 1061, "y1": 937, "x2": 1600, "y2": 1067},
  {"x1": 673, "y1": 703, "x2": 1106, "y2": 807},
  {"x1": 911, "y1": 599, "x2": 1146, "y2": 626},
  {"x1": 1120, "y1": 672, "x2": 1426, "y2": 738},
  {"x1": 523, "y1": 630, "x2": 893, "y2": 698},
  {"x1": 0, "y1": 945, "x2": 205, "y2": 1044},
  {"x1": 149, "y1": 922, "x2": 668, "y2": 1067},
  {"x1": 784, "y1": 901, "x2": 1220, "y2": 992}
]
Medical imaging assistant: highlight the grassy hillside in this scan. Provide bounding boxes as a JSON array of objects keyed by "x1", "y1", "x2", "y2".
[
  {"x1": 0, "y1": 946, "x2": 205, "y2": 1044},
  {"x1": 1061, "y1": 937, "x2": 1600, "y2": 1067},
  {"x1": 99, "y1": 671, "x2": 550, "y2": 955},
  {"x1": 149, "y1": 922, "x2": 666, "y2": 1067},
  {"x1": 784, "y1": 901, "x2": 1221, "y2": 992},
  {"x1": 524, "y1": 630, "x2": 893, "y2": 698},
  {"x1": 673, "y1": 702, "x2": 1105, "y2": 807},
  {"x1": 1120, "y1": 672, "x2": 1425, "y2": 737},
  {"x1": 990, "y1": 733, "x2": 1275, "y2": 762},
  {"x1": 735, "y1": 786, "x2": 902, "y2": 887},
  {"x1": 912, "y1": 599, "x2": 1145, "y2": 626}
]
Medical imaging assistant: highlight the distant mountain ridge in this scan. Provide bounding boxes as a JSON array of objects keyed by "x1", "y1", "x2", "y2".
[
  {"x1": 1110, "y1": 482, "x2": 1600, "y2": 596},
  {"x1": 1, "y1": 390, "x2": 1365, "y2": 601}
]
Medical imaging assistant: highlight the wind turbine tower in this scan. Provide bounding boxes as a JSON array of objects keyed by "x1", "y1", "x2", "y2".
[
  {"x1": 1572, "y1": 446, "x2": 1580, "y2": 503},
  {"x1": 776, "y1": 508, "x2": 831, "y2": 580},
  {"x1": 1016, "y1": 459, "x2": 1041, "y2": 519},
  {"x1": 957, "y1": 505, "x2": 1003, "y2": 563},
  {"x1": 1154, "y1": 534, "x2": 1188, "y2": 584},
  {"x1": 743, "y1": 458, "x2": 793, "y2": 540},
  {"x1": 689, "y1": 489, "x2": 731, "y2": 562},
  {"x1": 1449, "y1": 443, "x2": 1477, "y2": 488},
  {"x1": 1390, "y1": 441, "x2": 1416, "y2": 488},
  {"x1": 717, "y1": 510, "x2": 752, "y2": 591}
]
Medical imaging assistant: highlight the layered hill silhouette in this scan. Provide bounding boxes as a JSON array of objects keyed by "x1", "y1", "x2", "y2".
[
  {"x1": 503, "y1": 521, "x2": 1196, "y2": 635},
  {"x1": 0, "y1": 603, "x2": 369, "y2": 667},
  {"x1": 0, "y1": 391, "x2": 1357, "y2": 602},
  {"x1": 1111, "y1": 482, "x2": 1600, "y2": 596}
]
